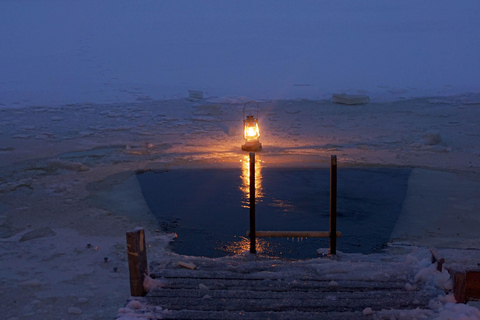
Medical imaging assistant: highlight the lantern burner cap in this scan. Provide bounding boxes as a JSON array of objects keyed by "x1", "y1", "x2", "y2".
[{"x1": 242, "y1": 141, "x2": 262, "y2": 152}]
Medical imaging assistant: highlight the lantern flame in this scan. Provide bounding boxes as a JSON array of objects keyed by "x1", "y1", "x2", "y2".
[
  {"x1": 243, "y1": 116, "x2": 260, "y2": 141},
  {"x1": 241, "y1": 102, "x2": 262, "y2": 151}
]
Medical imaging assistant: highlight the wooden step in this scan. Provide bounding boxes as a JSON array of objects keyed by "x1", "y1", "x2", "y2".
[
  {"x1": 140, "y1": 309, "x2": 370, "y2": 320},
  {"x1": 121, "y1": 255, "x2": 438, "y2": 320}
]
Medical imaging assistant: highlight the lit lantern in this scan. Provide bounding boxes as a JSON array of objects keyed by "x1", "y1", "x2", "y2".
[{"x1": 242, "y1": 102, "x2": 262, "y2": 151}]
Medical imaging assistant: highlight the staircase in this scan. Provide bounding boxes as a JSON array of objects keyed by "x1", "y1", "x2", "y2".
[{"x1": 134, "y1": 255, "x2": 436, "y2": 320}]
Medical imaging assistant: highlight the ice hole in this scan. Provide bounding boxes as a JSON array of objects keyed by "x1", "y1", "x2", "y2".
[{"x1": 137, "y1": 167, "x2": 411, "y2": 260}]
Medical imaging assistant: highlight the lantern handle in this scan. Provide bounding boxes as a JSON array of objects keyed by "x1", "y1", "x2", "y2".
[{"x1": 243, "y1": 101, "x2": 259, "y2": 119}]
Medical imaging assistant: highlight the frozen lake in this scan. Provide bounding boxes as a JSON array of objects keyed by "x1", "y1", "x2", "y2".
[
  {"x1": 137, "y1": 166, "x2": 411, "y2": 259},
  {"x1": 1, "y1": 0, "x2": 480, "y2": 317}
]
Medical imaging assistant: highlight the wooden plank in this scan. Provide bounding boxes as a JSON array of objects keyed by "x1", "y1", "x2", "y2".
[
  {"x1": 152, "y1": 270, "x2": 409, "y2": 286},
  {"x1": 150, "y1": 277, "x2": 409, "y2": 292},
  {"x1": 157, "y1": 309, "x2": 367, "y2": 320},
  {"x1": 126, "y1": 228, "x2": 148, "y2": 296},
  {"x1": 177, "y1": 261, "x2": 196, "y2": 270},
  {"x1": 148, "y1": 288, "x2": 426, "y2": 301},
  {"x1": 146, "y1": 293, "x2": 427, "y2": 313},
  {"x1": 466, "y1": 271, "x2": 480, "y2": 300},
  {"x1": 246, "y1": 230, "x2": 342, "y2": 238},
  {"x1": 152, "y1": 268, "x2": 406, "y2": 282}
]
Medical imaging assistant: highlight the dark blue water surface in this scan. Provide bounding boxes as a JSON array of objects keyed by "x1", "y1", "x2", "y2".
[{"x1": 137, "y1": 167, "x2": 411, "y2": 259}]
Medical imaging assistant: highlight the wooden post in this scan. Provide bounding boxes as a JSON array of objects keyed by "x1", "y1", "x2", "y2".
[
  {"x1": 455, "y1": 271, "x2": 480, "y2": 303},
  {"x1": 249, "y1": 152, "x2": 256, "y2": 254},
  {"x1": 429, "y1": 247, "x2": 445, "y2": 272},
  {"x1": 126, "y1": 228, "x2": 148, "y2": 296},
  {"x1": 454, "y1": 273, "x2": 466, "y2": 303},
  {"x1": 466, "y1": 271, "x2": 480, "y2": 301},
  {"x1": 329, "y1": 155, "x2": 337, "y2": 255}
]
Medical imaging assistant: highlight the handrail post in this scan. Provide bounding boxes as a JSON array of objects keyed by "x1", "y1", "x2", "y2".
[
  {"x1": 329, "y1": 155, "x2": 337, "y2": 255},
  {"x1": 249, "y1": 152, "x2": 256, "y2": 254},
  {"x1": 126, "y1": 228, "x2": 148, "y2": 296}
]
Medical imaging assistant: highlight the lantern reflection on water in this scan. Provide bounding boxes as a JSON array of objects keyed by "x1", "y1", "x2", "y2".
[
  {"x1": 219, "y1": 236, "x2": 279, "y2": 258},
  {"x1": 240, "y1": 154, "x2": 263, "y2": 208},
  {"x1": 241, "y1": 102, "x2": 262, "y2": 151}
]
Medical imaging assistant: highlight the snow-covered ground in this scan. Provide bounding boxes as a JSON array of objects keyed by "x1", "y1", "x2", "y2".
[
  {"x1": 1, "y1": 96, "x2": 479, "y2": 320},
  {"x1": 1, "y1": 1, "x2": 480, "y2": 319}
]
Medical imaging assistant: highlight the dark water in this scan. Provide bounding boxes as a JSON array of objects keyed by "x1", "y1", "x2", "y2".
[{"x1": 137, "y1": 167, "x2": 411, "y2": 259}]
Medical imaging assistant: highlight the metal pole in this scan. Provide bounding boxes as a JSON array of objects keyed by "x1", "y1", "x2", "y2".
[
  {"x1": 329, "y1": 155, "x2": 337, "y2": 255},
  {"x1": 249, "y1": 152, "x2": 256, "y2": 254}
]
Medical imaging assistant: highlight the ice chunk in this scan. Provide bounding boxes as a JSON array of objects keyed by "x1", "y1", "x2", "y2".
[
  {"x1": 78, "y1": 298, "x2": 89, "y2": 304},
  {"x1": 0, "y1": 179, "x2": 33, "y2": 192},
  {"x1": 328, "y1": 280, "x2": 338, "y2": 287},
  {"x1": 194, "y1": 104, "x2": 222, "y2": 115},
  {"x1": 428, "y1": 299, "x2": 442, "y2": 310},
  {"x1": 199, "y1": 283, "x2": 209, "y2": 290},
  {"x1": 46, "y1": 160, "x2": 88, "y2": 172},
  {"x1": 20, "y1": 279, "x2": 42, "y2": 287},
  {"x1": 126, "y1": 300, "x2": 143, "y2": 310},
  {"x1": 20, "y1": 227, "x2": 56, "y2": 242},
  {"x1": 11, "y1": 134, "x2": 32, "y2": 139},
  {"x1": 332, "y1": 93, "x2": 370, "y2": 105},
  {"x1": 423, "y1": 133, "x2": 442, "y2": 146},
  {"x1": 143, "y1": 275, "x2": 167, "y2": 290},
  {"x1": 405, "y1": 283, "x2": 416, "y2": 291},
  {"x1": 67, "y1": 307, "x2": 82, "y2": 315},
  {"x1": 178, "y1": 261, "x2": 196, "y2": 270},
  {"x1": 188, "y1": 90, "x2": 204, "y2": 100},
  {"x1": 405, "y1": 254, "x2": 419, "y2": 264},
  {"x1": 363, "y1": 307, "x2": 373, "y2": 315}
]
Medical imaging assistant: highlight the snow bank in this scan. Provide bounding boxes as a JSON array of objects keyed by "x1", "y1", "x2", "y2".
[
  {"x1": 435, "y1": 302, "x2": 480, "y2": 320},
  {"x1": 143, "y1": 275, "x2": 167, "y2": 291},
  {"x1": 414, "y1": 261, "x2": 453, "y2": 291}
]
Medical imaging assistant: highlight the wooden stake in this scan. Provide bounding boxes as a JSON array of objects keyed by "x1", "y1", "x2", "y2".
[
  {"x1": 429, "y1": 247, "x2": 445, "y2": 272},
  {"x1": 126, "y1": 228, "x2": 148, "y2": 296},
  {"x1": 454, "y1": 273, "x2": 466, "y2": 303},
  {"x1": 249, "y1": 152, "x2": 256, "y2": 254},
  {"x1": 329, "y1": 155, "x2": 337, "y2": 255}
]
